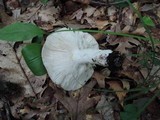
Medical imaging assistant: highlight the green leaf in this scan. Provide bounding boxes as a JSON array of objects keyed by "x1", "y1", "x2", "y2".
[
  {"x1": 142, "y1": 16, "x2": 155, "y2": 27},
  {"x1": 153, "y1": 57, "x2": 160, "y2": 65},
  {"x1": 120, "y1": 104, "x2": 139, "y2": 120},
  {"x1": 32, "y1": 34, "x2": 43, "y2": 44},
  {"x1": 0, "y1": 22, "x2": 44, "y2": 41},
  {"x1": 114, "y1": 0, "x2": 130, "y2": 8},
  {"x1": 40, "y1": 0, "x2": 48, "y2": 4},
  {"x1": 22, "y1": 43, "x2": 47, "y2": 76}
]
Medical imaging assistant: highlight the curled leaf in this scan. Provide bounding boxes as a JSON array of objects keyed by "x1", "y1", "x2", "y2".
[{"x1": 22, "y1": 43, "x2": 46, "y2": 76}]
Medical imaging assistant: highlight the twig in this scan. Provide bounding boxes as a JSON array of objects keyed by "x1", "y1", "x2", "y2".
[
  {"x1": 8, "y1": 43, "x2": 38, "y2": 98},
  {"x1": 27, "y1": 5, "x2": 42, "y2": 21}
]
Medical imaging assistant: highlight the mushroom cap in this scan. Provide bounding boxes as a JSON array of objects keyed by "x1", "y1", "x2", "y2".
[{"x1": 42, "y1": 28, "x2": 99, "y2": 91}]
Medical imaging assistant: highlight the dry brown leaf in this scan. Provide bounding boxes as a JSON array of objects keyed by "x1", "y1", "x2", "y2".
[
  {"x1": 92, "y1": 72, "x2": 105, "y2": 88},
  {"x1": 122, "y1": 25, "x2": 145, "y2": 35},
  {"x1": 18, "y1": 6, "x2": 41, "y2": 22},
  {"x1": 71, "y1": 8, "x2": 84, "y2": 21},
  {"x1": 140, "y1": 4, "x2": 159, "y2": 12},
  {"x1": 122, "y1": 25, "x2": 131, "y2": 33},
  {"x1": 6, "y1": 0, "x2": 20, "y2": 10},
  {"x1": 0, "y1": 9, "x2": 15, "y2": 26},
  {"x1": 63, "y1": 19, "x2": 91, "y2": 29},
  {"x1": 82, "y1": 17, "x2": 96, "y2": 27},
  {"x1": 64, "y1": 1, "x2": 82, "y2": 14},
  {"x1": 93, "y1": 6, "x2": 107, "y2": 20},
  {"x1": 121, "y1": 80, "x2": 130, "y2": 90},
  {"x1": 140, "y1": 68, "x2": 149, "y2": 79},
  {"x1": 119, "y1": 61, "x2": 144, "y2": 83},
  {"x1": 107, "y1": 81, "x2": 127, "y2": 106},
  {"x1": 107, "y1": 6, "x2": 117, "y2": 21},
  {"x1": 92, "y1": 32, "x2": 106, "y2": 41},
  {"x1": 157, "y1": 6, "x2": 160, "y2": 18},
  {"x1": 122, "y1": 6, "x2": 137, "y2": 26},
  {"x1": 38, "y1": 6, "x2": 60, "y2": 23},
  {"x1": 0, "y1": 41, "x2": 34, "y2": 96},
  {"x1": 86, "y1": 114, "x2": 104, "y2": 120},
  {"x1": 84, "y1": 6, "x2": 96, "y2": 17},
  {"x1": 96, "y1": 95, "x2": 114, "y2": 120},
  {"x1": 107, "y1": 23, "x2": 120, "y2": 42},
  {"x1": 131, "y1": 26, "x2": 146, "y2": 35},
  {"x1": 95, "y1": 20, "x2": 109, "y2": 29},
  {"x1": 108, "y1": 37, "x2": 140, "y2": 54},
  {"x1": 54, "y1": 80, "x2": 100, "y2": 120}
]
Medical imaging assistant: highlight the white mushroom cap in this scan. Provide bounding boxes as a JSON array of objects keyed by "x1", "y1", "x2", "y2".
[{"x1": 42, "y1": 28, "x2": 112, "y2": 91}]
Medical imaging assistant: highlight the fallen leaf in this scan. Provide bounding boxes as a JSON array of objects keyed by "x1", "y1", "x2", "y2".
[
  {"x1": 12, "y1": 8, "x2": 21, "y2": 19},
  {"x1": 82, "y1": 17, "x2": 96, "y2": 27},
  {"x1": 94, "y1": 6, "x2": 106, "y2": 18},
  {"x1": 38, "y1": 6, "x2": 60, "y2": 23},
  {"x1": 0, "y1": 41, "x2": 34, "y2": 96},
  {"x1": 122, "y1": 6, "x2": 137, "y2": 26},
  {"x1": 71, "y1": 8, "x2": 84, "y2": 21},
  {"x1": 96, "y1": 95, "x2": 114, "y2": 120},
  {"x1": 140, "y1": 4, "x2": 158, "y2": 12},
  {"x1": 84, "y1": 6, "x2": 96, "y2": 17},
  {"x1": 86, "y1": 114, "x2": 102, "y2": 120},
  {"x1": 0, "y1": 9, "x2": 15, "y2": 26},
  {"x1": 118, "y1": 59, "x2": 144, "y2": 83},
  {"x1": 131, "y1": 26, "x2": 146, "y2": 35},
  {"x1": 108, "y1": 37, "x2": 140, "y2": 54},
  {"x1": 95, "y1": 20, "x2": 109, "y2": 29},
  {"x1": 63, "y1": 18, "x2": 91, "y2": 29},
  {"x1": 107, "y1": 6, "x2": 117, "y2": 21},
  {"x1": 107, "y1": 81, "x2": 127, "y2": 106},
  {"x1": 92, "y1": 72, "x2": 106, "y2": 88},
  {"x1": 18, "y1": 6, "x2": 41, "y2": 22},
  {"x1": 54, "y1": 80, "x2": 100, "y2": 120},
  {"x1": 122, "y1": 80, "x2": 130, "y2": 90}
]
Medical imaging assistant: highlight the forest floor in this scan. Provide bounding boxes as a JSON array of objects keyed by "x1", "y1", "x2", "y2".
[{"x1": 1, "y1": 0, "x2": 160, "y2": 120}]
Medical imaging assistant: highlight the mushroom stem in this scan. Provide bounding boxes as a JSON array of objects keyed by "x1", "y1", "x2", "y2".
[{"x1": 72, "y1": 49, "x2": 112, "y2": 66}]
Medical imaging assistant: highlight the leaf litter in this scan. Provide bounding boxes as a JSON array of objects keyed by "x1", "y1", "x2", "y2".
[{"x1": 1, "y1": 0, "x2": 160, "y2": 119}]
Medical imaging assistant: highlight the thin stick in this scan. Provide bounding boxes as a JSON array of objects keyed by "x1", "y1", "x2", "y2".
[{"x1": 9, "y1": 43, "x2": 38, "y2": 98}]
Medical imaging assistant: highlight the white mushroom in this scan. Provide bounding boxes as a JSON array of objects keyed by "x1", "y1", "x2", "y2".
[{"x1": 42, "y1": 28, "x2": 112, "y2": 91}]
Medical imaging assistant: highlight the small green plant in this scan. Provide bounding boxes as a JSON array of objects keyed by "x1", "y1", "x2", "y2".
[{"x1": 0, "y1": 22, "x2": 46, "y2": 75}]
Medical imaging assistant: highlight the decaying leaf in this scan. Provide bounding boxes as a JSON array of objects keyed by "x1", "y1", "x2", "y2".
[
  {"x1": 119, "y1": 64, "x2": 144, "y2": 84},
  {"x1": 38, "y1": 6, "x2": 60, "y2": 23},
  {"x1": 93, "y1": 72, "x2": 106, "y2": 88},
  {"x1": 107, "y1": 6, "x2": 117, "y2": 21},
  {"x1": 107, "y1": 81, "x2": 127, "y2": 106},
  {"x1": 93, "y1": 7, "x2": 106, "y2": 18},
  {"x1": 71, "y1": 5, "x2": 110, "y2": 29},
  {"x1": 108, "y1": 37, "x2": 140, "y2": 54},
  {"x1": 0, "y1": 41, "x2": 34, "y2": 96},
  {"x1": 95, "y1": 20, "x2": 109, "y2": 29},
  {"x1": 17, "y1": 6, "x2": 41, "y2": 22},
  {"x1": 121, "y1": 3, "x2": 138, "y2": 26},
  {"x1": 96, "y1": 95, "x2": 114, "y2": 120},
  {"x1": 71, "y1": 8, "x2": 84, "y2": 21},
  {"x1": 54, "y1": 80, "x2": 100, "y2": 120},
  {"x1": 84, "y1": 6, "x2": 96, "y2": 17}
]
